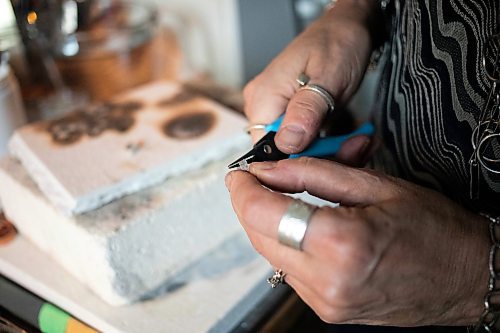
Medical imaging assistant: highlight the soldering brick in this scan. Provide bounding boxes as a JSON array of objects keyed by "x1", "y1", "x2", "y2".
[{"x1": 8, "y1": 81, "x2": 249, "y2": 215}]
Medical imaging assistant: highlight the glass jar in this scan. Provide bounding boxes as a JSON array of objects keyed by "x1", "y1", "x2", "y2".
[{"x1": 53, "y1": 0, "x2": 180, "y2": 102}]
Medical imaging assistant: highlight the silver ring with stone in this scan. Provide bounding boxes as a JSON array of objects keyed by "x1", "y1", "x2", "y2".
[
  {"x1": 296, "y1": 73, "x2": 311, "y2": 87},
  {"x1": 267, "y1": 269, "x2": 286, "y2": 288},
  {"x1": 278, "y1": 199, "x2": 317, "y2": 251}
]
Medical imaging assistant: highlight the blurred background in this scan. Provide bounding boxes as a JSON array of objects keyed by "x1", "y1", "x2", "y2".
[{"x1": 0, "y1": 0, "x2": 378, "y2": 152}]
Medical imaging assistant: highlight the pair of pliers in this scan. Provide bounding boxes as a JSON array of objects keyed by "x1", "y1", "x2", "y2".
[{"x1": 228, "y1": 115, "x2": 375, "y2": 169}]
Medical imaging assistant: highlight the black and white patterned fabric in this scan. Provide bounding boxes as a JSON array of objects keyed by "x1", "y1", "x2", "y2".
[{"x1": 372, "y1": 0, "x2": 500, "y2": 214}]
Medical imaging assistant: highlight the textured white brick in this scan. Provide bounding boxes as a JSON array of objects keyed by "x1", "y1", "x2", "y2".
[
  {"x1": 9, "y1": 81, "x2": 249, "y2": 215},
  {"x1": 0, "y1": 154, "x2": 245, "y2": 305}
]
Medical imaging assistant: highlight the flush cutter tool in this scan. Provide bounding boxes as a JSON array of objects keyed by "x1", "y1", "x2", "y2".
[{"x1": 228, "y1": 115, "x2": 375, "y2": 170}]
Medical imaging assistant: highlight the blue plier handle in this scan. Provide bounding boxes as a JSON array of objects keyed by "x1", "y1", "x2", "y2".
[{"x1": 228, "y1": 115, "x2": 374, "y2": 169}]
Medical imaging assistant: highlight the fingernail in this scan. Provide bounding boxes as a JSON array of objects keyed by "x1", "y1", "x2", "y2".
[
  {"x1": 277, "y1": 126, "x2": 305, "y2": 150},
  {"x1": 225, "y1": 172, "x2": 233, "y2": 190},
  {"x1": 250, "y1": 161, "x2": 277, "y2": 173}
]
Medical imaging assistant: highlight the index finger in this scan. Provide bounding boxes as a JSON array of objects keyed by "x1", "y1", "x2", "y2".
[
  {"x1": 243, "y1": 74, "x2": 297, "y2": 142},
  {"x1": 248, "y1": 158, "x2": 397, "y2": 206},
  {"x1": 225, "y1": 170, "x2": 359, "y2": 257},
  {"x1": 225, "y1": 170, "x2": 291, "y2": 239}
]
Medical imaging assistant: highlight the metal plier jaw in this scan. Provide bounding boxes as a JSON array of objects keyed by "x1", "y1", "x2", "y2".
[{"x1": 228, "y1": 131, "x2": 288, "y2": 169}]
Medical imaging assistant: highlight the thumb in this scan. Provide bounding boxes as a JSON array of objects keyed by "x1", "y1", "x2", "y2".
[{"x1": 275, "y1": 88, "x2": 330, "y2": 154}]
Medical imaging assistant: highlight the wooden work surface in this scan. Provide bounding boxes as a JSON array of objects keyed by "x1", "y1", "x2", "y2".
[{"x1": 0, "y1": 230, "x2": 289, "y2": 333}]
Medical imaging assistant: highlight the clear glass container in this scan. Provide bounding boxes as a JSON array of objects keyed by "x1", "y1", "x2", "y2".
[{"x1": 53, "y1": 0, "x2": 179, "y2": 102}]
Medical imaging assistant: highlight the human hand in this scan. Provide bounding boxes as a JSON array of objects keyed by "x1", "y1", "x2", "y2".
[
  {"x1": 225, "y1": 158, "x2": 489, "y2": 325},
  {"x1": 243, "y1": 1, "x2": 378, "y2": 164}
]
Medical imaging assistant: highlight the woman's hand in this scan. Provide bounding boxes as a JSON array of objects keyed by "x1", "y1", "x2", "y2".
[
  {"x1": 225, "y1": 158, "x2": 489, "y2": 326},
  {"x1": 243, "y1": 0, "x2": 378, "y2": 163}
]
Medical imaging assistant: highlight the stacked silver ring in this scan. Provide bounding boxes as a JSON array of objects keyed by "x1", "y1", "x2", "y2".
[
  {"x1": 246, "y1": 73, "x2": 336, "y2": 134},
  {"x1": 296, "y1": 73, "x2": 336, "y2": 114}
]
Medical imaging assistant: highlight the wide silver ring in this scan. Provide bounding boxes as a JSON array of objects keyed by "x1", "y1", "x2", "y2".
[
  {"x1": 296, "y1": 73, "x2": 335, "y2": 114},
  {"x1": 278, "y1": 199, "x2": 317, "y2": 250}
]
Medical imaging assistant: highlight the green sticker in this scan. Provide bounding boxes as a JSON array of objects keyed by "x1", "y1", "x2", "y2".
[{"x1": 38, "y1": 303, "x2": 70, "y2": 333}]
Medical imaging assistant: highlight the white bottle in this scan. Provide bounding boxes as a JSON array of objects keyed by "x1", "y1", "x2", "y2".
[{"x1": 0, "y1": 55, "x2": 26, "y2": 158}]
